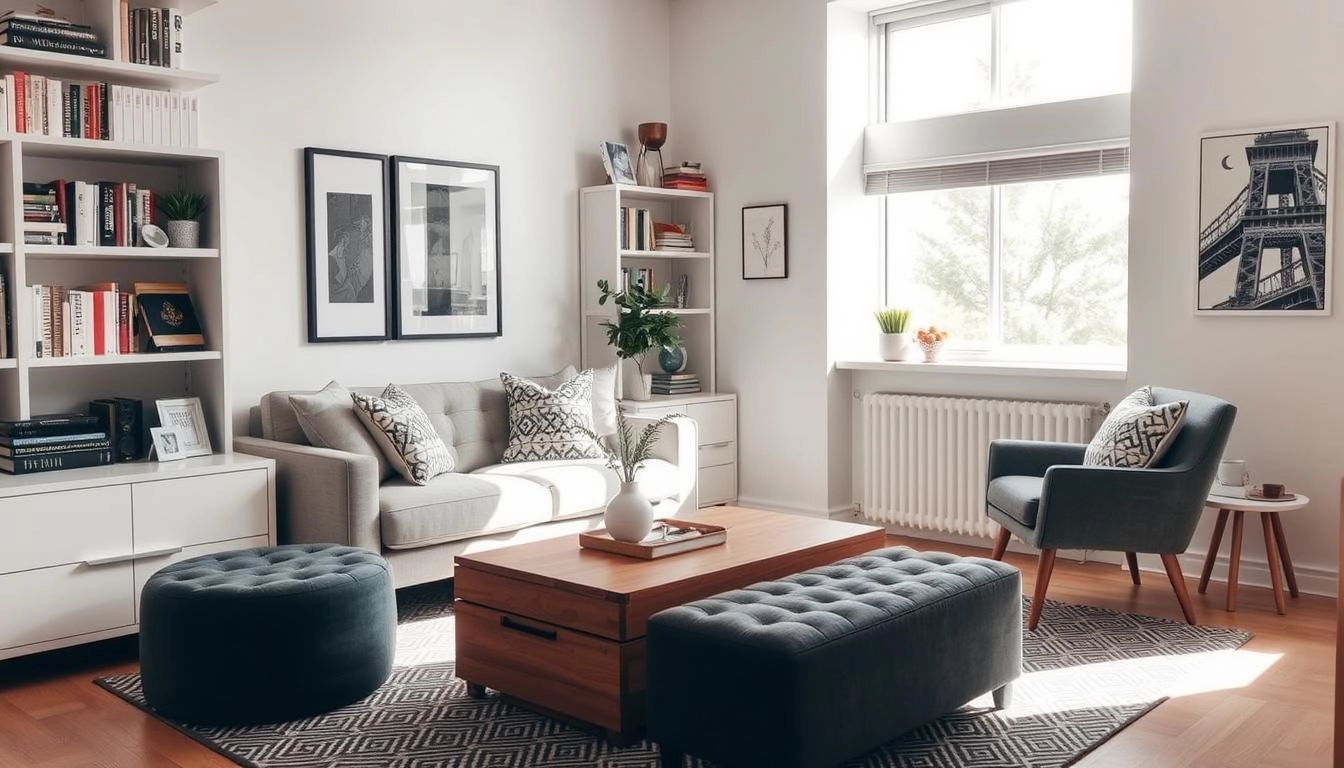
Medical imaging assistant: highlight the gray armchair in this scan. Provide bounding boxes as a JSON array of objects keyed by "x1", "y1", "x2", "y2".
[{"x1": 985, "y1": 387, "x2": 1237, "y2": 630}]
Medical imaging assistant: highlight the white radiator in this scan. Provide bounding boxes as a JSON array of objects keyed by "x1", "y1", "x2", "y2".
[{"x1": 861, "y1": 393, "x2": 1098, "y2": 537}]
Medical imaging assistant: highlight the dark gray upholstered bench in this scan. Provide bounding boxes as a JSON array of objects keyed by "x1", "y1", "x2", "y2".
[
  {"x1": 646, "y1": 546, "x2": 1021, "y2": 768},
  {"x1": 139, "y1": 544, "x2": 396, "y2": 725}
]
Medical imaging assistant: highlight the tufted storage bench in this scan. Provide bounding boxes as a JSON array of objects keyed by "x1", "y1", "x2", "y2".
[
  {"x1": 139, "y1": 544, "x2": 396, "y2": 725},
  {"x1": 646, "y1": 546, "x2": 1021, "y2": 768}
]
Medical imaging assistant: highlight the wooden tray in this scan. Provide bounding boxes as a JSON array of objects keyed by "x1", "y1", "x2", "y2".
[{"x1": 579, "y1": 518, "x2": 727, "y2": 559}]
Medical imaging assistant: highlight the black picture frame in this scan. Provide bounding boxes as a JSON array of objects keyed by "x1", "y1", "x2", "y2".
[
  {"x1": 390, "y1": 155, "x2": 502, "y2": 339},
  {"x1": 303, "y1": 147, "x2": 393, "y2": 342},
  {"x1": 742, "y1": 203, "x2": 788, "y2": 279}
]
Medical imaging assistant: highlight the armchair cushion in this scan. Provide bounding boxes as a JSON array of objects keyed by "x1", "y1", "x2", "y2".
[
  {"x1": 1084, "y1": 386, "x2": 1188, "y2": 468},
  {"x1": 500, "y1": 370, "x2": 606, "y2": 462},
  {"x1": 352, "y1": 384, "x2": 455, "y2": 485},
  {"x1": 986, "y1": 475, "x2": 1044, "y2": 528}
]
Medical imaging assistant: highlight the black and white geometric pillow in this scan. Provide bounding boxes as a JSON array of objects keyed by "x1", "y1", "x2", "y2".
[
  {"x1": 351, "y1": 384, "x2": 454, "y2": 485},
  {"x1": 1084, "y1": 386, "x2": 1189, "y2": 468},
  {"x1": 501, "y1": 370, "x2": 606, "y2": 463}
]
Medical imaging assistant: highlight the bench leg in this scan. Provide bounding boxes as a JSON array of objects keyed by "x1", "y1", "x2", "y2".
[
  {"x1": 991, "y1": 682, "x2": 1013, "y2": 709},
  {"x1": 659, "y1": 749, "x2": 685, "y2": 768}
]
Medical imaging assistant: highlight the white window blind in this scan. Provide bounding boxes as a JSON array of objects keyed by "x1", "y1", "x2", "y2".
[
  {"x1": 865, "y1": 146, "x2": 1129, "y2": 195},
  {"x1": 871, "y1": 0, "x2": 989, "y2": 29}
]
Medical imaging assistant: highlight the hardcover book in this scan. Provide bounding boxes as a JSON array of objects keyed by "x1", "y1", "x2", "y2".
[{"x1": 136, "y1": 290, "x2": 205, "y2": 351}]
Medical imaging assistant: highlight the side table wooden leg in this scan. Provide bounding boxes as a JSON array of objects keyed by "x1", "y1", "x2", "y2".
[
  {"x1": 1226, "y1": 510, "x2": 1244, "y2": 612},
  {"x1": 1270, "y1": 511, "x2": 1299, "y2": 598},
  {"x1": 1261, "y1": 512, "x2": 1287, "y2": 614},
  {"x1": 1199, "y1": 508, "x2": 1229, "y2": 594}
]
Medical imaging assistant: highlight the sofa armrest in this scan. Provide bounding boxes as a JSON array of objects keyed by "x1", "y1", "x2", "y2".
[
  {"x1": 628, "y1": 414, "x2": 698, "y2": 515},
  {"x1": 233, "y1": 436, "x2": 382, "y2": 552}
]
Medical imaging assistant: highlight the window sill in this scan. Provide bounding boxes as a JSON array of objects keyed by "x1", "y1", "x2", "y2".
[{"x1": 834, "y1": 359, "x2": 1127, "y2": 380}]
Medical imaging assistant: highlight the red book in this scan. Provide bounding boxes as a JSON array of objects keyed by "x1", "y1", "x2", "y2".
[
  {"x1": 83, "y1": 84, "x2": 96, "y2": 139},
  {"x1": 13, "y1": 72, "x2": 25, "y2": 134},
  {"x1": 90, "y1": 290, "x2": 105, "y2": 355}
]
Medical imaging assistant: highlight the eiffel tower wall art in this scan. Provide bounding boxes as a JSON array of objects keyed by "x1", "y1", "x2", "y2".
[{"x1": 1197, "y1": 122, "x2": 1333, "y2": 315}]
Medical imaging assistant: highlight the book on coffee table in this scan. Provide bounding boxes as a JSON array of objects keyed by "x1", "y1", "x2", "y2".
[{"x1": 580, "y1": 518, "x2": 727, "y2": 559}]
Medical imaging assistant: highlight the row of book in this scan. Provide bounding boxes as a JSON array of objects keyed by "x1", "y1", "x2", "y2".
[
  {"x1": 0, "y1": 71, "x2": 199, "y2": 146},
  {"x1": 29, "y1": 281, "x2": 205, "y2": 359},
  {"x1": 651, "y1": 372, "x2": 701, "y2": 395},
  {"x1": 0, "y1": 413, "x2": 113, "y2": 474},
  {"x1": 619, "y1": 206, "x2": 657, "y2": 251},
  {"x1": 663, "y1": 162, "x2": 708, "y2": 191},
  {"x1": 123, "y1": 7, "x2": 186, "y2": 69},
  {"x1": 23, "y1": 180, "x2": 158, "y2": 247},
  {"x1": 0, "y1": 10, "x2": 106, "y2": 59}
]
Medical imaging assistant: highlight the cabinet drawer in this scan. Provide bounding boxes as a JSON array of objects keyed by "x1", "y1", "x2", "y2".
[
  {"x1": 0, "y1": 486, "x2": 132, "y2": 574},
  {"x1": 0, "y1": 561, "x2": 134, "y2": 651},
  {"x1": 134, "y1": 469, "x2": 269, "y2": 549},
  {"x1": 699, "y1": 463, "x2": 737, "y2": 506},
  {"x1": 626, "y1": 405, "x2": 677, "y2": 421},
  {"x1": 133, "y1": 535, "x2": 271, "y2": 622},
  {"x1": 688, "y1": 401, "x2": 735, "y2": 445},
  {"x1": 699, "y1": 441, "x2": 736, "y2": 469}
]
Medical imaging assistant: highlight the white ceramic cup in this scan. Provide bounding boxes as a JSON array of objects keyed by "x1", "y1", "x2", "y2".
[{"x1": 1217, "y1": 459, "x2": 1249, "y2": 487}]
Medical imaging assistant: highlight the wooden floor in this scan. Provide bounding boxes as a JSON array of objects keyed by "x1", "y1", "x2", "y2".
[{"x1": 0, "y1": 534, "x2": 1333, "y2": 767}]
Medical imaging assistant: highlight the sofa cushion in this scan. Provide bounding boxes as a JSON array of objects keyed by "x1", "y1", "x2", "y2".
[
  {"x1": 352, "y1": 384, "x2": 455, "y2": 485},
  {"x1": 379, "y1": 472, "x2": 557, "y2": 549},
  {"x1": 500, "y1": 370, "x2": 606, "y2": 463},
  {"x1": 475, "y1": 457, "x2": 681, "y2": 521},
  {"x1": 289, "y1": 381, "x2": 394, "y2": 482}
]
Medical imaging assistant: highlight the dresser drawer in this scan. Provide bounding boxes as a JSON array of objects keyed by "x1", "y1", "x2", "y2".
[
  {"x1": 0, "y1": 486, "x2": 132, "y2": 574},
  {"x1": 687, "y1": 401, "x2": 735, "y2": 446},
  {"x1": 0, "y1": 561, "x2": 134, "y2": 651},
  {"x1": 699, "y1": 441, "x2": 736, "y2": 469},
  {"x1": 133, "y1": 535, "x2": 271, "y2": 622},
  {"x1": 133, "y1": 468, "x2": 270, "y2": 549},
  {"x1": 699, "y1": 463, "x2": 737, "y2": 506}
]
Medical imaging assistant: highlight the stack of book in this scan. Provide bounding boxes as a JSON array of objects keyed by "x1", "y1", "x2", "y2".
[
  {"x1": 663, "y1": 163, "x2": 708, "y2": 191},
  {"x1": 22, "y1": 182, "x2": 66, "y2": 245},
  {"x1": 24, "y1": 179, "x2": 157, "y2": 249},
  {"x1": 654, "y1": 222, "x2": 695, "y2": 252},
  {"x1": 0, "y1": 11, "x2": 106, "y2": 59},
  {"x1": 650, "y1": 372, "x2": 701, "y2": 395},
  {"x1": 0, "y1": 413, "x2": 112, "y2": 474}
]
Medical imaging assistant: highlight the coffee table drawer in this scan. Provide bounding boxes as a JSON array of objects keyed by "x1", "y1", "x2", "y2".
[
  {"x1": 454, "y1": 565, "x2": 625, "y2": 639},
  {"x1": 455, "y1": 601, "x2": 643, "y2": 733}
]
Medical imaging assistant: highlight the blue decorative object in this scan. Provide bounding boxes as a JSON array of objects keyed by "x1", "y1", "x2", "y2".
[{"x1": 658, "y1": 346, "x2": 687, "y2": 373}]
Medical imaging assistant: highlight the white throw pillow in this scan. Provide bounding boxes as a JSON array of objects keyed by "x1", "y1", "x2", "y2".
[
  {"x1": 589, "y1": 363, "x2": 619, "y2": 436},
  {"x1": 1084, "y1": 386, "x2": 1188, "y2": 468},
  {"x1": 351, "y1": 384, "x2": 455, "y2": 485},
  {"x1": 501, "y1": 369, "x2": 606, "y2": 462}
]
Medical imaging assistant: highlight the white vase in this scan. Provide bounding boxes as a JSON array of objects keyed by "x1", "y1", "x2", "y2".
[
  {"x1": 879, "y1": 332, "x2": 913, "y2": 362},
  {"x1": 623, "y1": 361, "x2": 652, "y2": 401},
  {"x1": 605, "y1": 481, "x2": 655, "y2": 542}
]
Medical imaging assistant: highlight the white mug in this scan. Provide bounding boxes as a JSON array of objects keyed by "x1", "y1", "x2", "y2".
[{"x1": 1217, "y1": 459, "x2": 1249, "y2": 487}]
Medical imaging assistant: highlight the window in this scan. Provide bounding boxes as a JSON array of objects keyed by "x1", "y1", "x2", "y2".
[{"x1": 869, "y1": 0, "x2": 1132, "y2": 364}]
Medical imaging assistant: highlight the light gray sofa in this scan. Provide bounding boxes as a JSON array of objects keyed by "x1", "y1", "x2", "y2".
[{"x1": 234, "y1": 367, "x2": 698, "y2": 587}]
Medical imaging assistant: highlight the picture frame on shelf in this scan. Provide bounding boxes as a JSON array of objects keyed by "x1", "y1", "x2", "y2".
[
  {"x1": 742, "y1": 203, "x2": 788, "y2": 279},
  {"x1": 303, "y1": 147, "x2": 393, "y2": 342},
  {"x1": 155, "y1": 396, "x2": 211, "y2": 457},
  {"x1": 390, "y1": 155, "x2": 502, "y2": 339},
  {"x1": 149, "y1": 426, "x2": 188, "y2": 462},
  {"x1": 600, "y1": 141, "x2": 637, "y2": 185}
]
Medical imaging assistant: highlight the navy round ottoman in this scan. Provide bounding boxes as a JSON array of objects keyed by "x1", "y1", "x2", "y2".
[{"x1": 139, "y1": 544, "x2": 396, "y2": 725}]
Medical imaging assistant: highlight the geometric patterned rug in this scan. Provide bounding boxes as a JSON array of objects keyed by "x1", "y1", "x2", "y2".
[{"x1": 95, "y1": 581, "x2": 1251, "y2": 768}]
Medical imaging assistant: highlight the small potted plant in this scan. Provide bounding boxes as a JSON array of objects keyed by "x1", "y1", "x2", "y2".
[
  {"x1": 915, "y1": 325, "x2": 949, "y2": 362},
  {"x1": 157, "y1": 190, "x2": 208, "y2": 248},
  {"x1": 584, "y1": 407, "x2": 681, "y2": 542},
  {"x1": 596, "y1": 278, "x2": 682, "y2": 400},
  {"x1": 874, "y1": 307, "x2": 913, "y2": 361}
]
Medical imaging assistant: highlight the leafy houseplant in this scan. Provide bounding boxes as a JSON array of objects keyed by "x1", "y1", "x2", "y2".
[
  {"x1": 596, "y1": 278, "x2": 682, "y2": 399},
  {"x1": 583, "y1": 408, "x2": 682, "y2": 542},
  {"x1": 875, "y1": 306, "x2": 914, "y2": 361},
  {"x1": 157, "y1": 190, "x2": 208, "y2": 248}
]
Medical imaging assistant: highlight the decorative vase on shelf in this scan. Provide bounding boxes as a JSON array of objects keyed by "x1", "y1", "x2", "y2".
[
  {"x1": 879, "y1": 332, "x2": 912, "y2": 362},
  {"x1": 658, "y1": 345, "x2": 687, "y2": 373},
  {"x1": 623, "y1": 361, "x2": 652, "y2": 401},
  {"x1": 605, "y1": 481, "x2": 655, "y2": 542},
  {"x1": 164, "y1": 220, "x2": 200, "y2": 248},
  {"x1": 919, "y1": 339, "x2": 943, "y2": 363}
]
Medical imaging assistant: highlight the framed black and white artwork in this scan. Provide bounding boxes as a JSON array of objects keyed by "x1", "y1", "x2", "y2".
[
  {"x1": 390, "y1": 156, "x2": 502, "y2": 339},
  {"x1": 1197, "y1": 123, "x2": 1333, "y2": 315},
  {"x1": 742, "y1": 203, "x2": 788, "y2": 279},
  {"x1": 599, "y1": 141, "x2": 636, "y2": 185},
  {"x1": 303, "y1": 147, "x2": 393, "y2": 341}
]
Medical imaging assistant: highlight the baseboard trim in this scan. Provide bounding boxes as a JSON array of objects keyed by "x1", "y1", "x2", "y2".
[{"x1": 734, "y1": 496, "x2": 831, "y2": 519}]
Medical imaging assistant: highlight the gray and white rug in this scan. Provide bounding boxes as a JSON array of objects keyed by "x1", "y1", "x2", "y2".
[{"x1": 96, "y1": 582, "x2": 1251, "y2": 768}]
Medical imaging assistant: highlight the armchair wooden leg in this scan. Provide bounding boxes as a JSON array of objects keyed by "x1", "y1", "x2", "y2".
[
  {"x1": 991, "y1": 527, "x2": 1011, "y2": 560},
  {"x1": 1125, "y1": 552, "x2": 1141, "y2": 585},
  {"x1": 1160, "y1": 553, "x2": 1197, "y2": 625},
  {"x1": 1026, "y1": 549, "x2": 1057, "y2": 631}
]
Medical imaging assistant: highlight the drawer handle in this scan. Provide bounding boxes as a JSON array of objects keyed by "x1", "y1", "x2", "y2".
[
  {"x1": 500, "y1": 615, "x2": 558, "y2": 641},
  {"x1": 702, "y1": 441, "x2": 732, "y2": 449},
  {"x1": 84, "y1": 546, "x2": 184, "y2": 567}
]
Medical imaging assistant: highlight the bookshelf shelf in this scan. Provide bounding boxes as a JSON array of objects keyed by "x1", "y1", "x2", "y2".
[
  {"x1": 0, "y1": 47, "x2": 218, "y2": 90},
  {"x1": 24, "y1": 246, "x2": 219, "y2": 260},
  {"x1": 620, "y1": 249, "x2": 711, "y2": 260},
  {"x1": 0, "y1": 359, "x2": 15, "y2": 369},
  {"x1": 0, "y1": 244, "x2": 11, "y2": 253},
  {"x1": 15, "y1": 135, "x2": 220, "y2": 163},
  {"x1": 26, "y1": 350, "x2": 221, "y2": 368}
]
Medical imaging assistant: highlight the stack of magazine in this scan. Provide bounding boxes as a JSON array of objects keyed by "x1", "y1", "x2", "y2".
[{"x1": 0, "y1": 413, "x2": 112, "y2": 474}]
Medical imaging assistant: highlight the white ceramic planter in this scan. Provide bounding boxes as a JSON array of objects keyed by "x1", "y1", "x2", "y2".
[
  {"x1": 879, "y1": 332, "x2": 913, "y2": 362},
  {"x1": 605, "y1": 480, "x2": 655, "y2": 542}
]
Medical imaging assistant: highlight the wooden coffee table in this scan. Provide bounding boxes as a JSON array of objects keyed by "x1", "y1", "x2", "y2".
[{"x1": 453, "y1": 506, "x2": 885, "y2": 743}]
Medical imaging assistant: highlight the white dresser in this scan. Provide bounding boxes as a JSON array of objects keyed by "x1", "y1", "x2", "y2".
[{"x1": 620, "y1": 393, "x2": 737, "y2": 507}]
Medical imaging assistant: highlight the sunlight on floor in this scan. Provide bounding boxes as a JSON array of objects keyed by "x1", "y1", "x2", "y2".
[{"x1": 393, "y1": 616, "x2": 456, "y2": 667}]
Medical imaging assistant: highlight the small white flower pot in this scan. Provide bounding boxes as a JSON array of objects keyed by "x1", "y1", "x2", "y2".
[{"x1": 879, "y1": 332, "x2": 913, "y2": 362}]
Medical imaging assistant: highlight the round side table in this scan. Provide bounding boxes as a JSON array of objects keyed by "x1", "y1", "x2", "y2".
[{"x1": 1199, "y1": 490, "x2": 1308, "y2": 615}]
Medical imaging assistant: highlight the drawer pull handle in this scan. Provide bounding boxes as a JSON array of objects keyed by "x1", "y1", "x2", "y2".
[
  {"x1": 500, "y1": 615, "x2": 558, "y2": 641},
  {"x1": 84, "y1": 546, "x2": 184, "y2": 567},
  {"x1": 702, "y1": 441, "x2": 732, "y2": 449}
]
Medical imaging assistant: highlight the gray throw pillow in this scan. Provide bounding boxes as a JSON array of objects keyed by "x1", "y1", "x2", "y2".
[
  {"x1": 1084, "y1": 386, "x2": 1188, "y2": 468},
  {"x1": 501, "y1": 369, "x2": 606, "y2": 462},
  {"x1": 289, "y1": 381, "x2": 394, "y2": 481},
  {"x1": 352, "y1": 384, "x2": 455, "y2": 485}
]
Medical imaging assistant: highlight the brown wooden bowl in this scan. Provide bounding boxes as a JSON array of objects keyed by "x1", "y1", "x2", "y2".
[{"x1": 638, "y1": 122, "x2": 668, "y2": 150}]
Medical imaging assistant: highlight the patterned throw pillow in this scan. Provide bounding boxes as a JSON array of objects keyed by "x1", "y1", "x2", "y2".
[
  {"x1": 501, "y1": 370, "x2": 606, "y2": 463},
  {"x1": 351, "y1": 384, "x2": 454, "y2": 485},
  {"x1": 1083, "y1": 386, "x2": 1188, "y2": 468}
]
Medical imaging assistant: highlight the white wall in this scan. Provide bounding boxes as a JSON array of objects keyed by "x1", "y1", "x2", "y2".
[{"x1": 190, "y1": 0, "x2": 673, "y2": 435}]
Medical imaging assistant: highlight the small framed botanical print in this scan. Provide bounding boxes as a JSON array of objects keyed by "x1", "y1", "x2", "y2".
[{"x1": 742, "y1": 203, "x2": 788, "y2": 279}]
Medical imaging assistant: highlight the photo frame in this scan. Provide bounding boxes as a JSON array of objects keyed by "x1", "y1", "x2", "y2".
[
  {"x1": 150, "y1": 427, "x2": 188, "y2": 462},
  {"x1": 304, "y1": 147, "x2": 393, "y2": 341},
  {"x1": 1196, "y1": 123, "x2": 1333, "y2": 315},
  {"x1": 390, "y1": 156, "x2": 502, "y2": 339},
  {"x1": 155, "y1": 397, "x2": 212, "y2": 457},
  {"x1": 742, "y1": 203, "x2": 788, "y2": 279},
  {"x1": 599, "y1": 141, "x2": 637, "y2": 185}
]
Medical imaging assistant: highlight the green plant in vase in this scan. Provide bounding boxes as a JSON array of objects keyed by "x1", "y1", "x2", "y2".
[
  {"x1": 596, "y1": 278, "x2": 682, "y2": 400},
  {"x1": 874, "y1": 306, "x2": 913, "y2": 361},
  {"x1": 157, "y1": 190, "x2": 208, "y2": 248}
]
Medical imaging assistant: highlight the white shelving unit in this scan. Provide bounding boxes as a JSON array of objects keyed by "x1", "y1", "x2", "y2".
[{"x1": 0, "y1": 0, "x2": 279, "y2": 660}]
